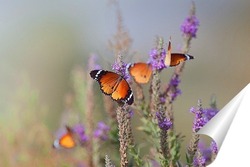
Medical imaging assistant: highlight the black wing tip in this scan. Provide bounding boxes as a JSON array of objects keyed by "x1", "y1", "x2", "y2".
[
  {"x1": 90, "y1": 69, "x2": 106, "y2": 80},
  {"x1": 89, "y1": 70, "x2": 98, "y2": 79},
  {"x1": 188, "y1": 55, "x2": 194, "y2": 59},
  {"x1": 123, "y1": 90, "x2": 134, "y2": 105},
  {"x1": 127, "y1": 96, "x2": 134, "y2": 105}
]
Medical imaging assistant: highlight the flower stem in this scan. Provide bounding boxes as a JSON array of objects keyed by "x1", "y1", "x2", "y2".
[
  {"x1": 116, "y1": 105, "x2": 134, "y2": 167},
  {"x1": 150, "y1": 37, "x2": 170, "y2": 164},
  {"x1": 86, "y1": 55, "x2": 96, "y2": 167}
]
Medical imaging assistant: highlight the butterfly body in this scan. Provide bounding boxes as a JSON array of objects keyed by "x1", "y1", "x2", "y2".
[{"x1": 90, "y1": 70, "x2": 134, "y2": 105}]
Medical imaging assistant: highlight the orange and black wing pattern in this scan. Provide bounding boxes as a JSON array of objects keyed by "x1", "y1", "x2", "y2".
[
  {"x1": 165, "y1": 39, "x2": 194, "y2": 67},
  {"x1": 168, "y1": 53, "x2": 194, "y2": 67},
  {"x1": 90, "y1": 70, "x2": 134, "y2": 105},
  {"x1": 53, "y1": 126, "x2": 76, "y2": 149},
  {"x1": 128, "y1": 62, "x2": 152, "y2": 84}
]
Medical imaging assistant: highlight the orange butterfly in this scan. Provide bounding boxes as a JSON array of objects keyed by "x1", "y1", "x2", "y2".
[
  {"x1": 90, "y1": 70, "x2": 134, "y2": 105},
  {"x1": 165, "y1": 39, "x2": 194, "y2": 67},
  {"x1": 53, "y1": 126, "x2": 76, "y2": 149},
  {"x1": 128, "y1": 63, "x2": 152, "y2": 84}
]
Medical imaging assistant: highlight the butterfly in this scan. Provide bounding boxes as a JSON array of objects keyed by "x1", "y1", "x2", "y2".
[
  {"x1": 90, "y1": 70, "x2": 134, "y2": 105},
  {"x1": 164, "y1": 39, "x2": 194, "y2": 67},
  {"x1": 128, "y1": 62, "x2": 152, "y2": 84},
  {"x1": 53, "y1": 126, "x2": 76, "y2": 149}
]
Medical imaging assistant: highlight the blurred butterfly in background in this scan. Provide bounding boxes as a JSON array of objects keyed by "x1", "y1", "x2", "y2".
[
  {"x1": 164, "y1": 38, "x2": 194, "y2": 67},
  {"x1": 90, "y1": 70, "x2": 134, "y2": 105},
  {"x1": 128, "y1": 62, "x2": 152, "y2": 84},
  {"x1": 53, "y1": 126, "x2": 76, "y2": 149}
]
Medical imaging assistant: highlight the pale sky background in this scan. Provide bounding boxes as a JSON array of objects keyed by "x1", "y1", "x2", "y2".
[{"x1": 0, "y1": 0, "x2": 250, "y2": 158}]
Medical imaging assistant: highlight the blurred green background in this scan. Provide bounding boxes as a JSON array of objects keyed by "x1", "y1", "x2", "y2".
[{"x1": 1, "y1": 0, "x2": 250, "y2": 166}]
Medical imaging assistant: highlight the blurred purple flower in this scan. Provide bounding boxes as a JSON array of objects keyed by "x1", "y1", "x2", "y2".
[
  {"x1": 170, "y1": 76, "x2": 182, "y2": 100},
  {"x1": 159, "y1": 96, "x2": 166, "y2": 104},
  {"x1": 128, "y1": 109, "x2": 134, "y2": 118},
  {"x1": 210, "y1": 140, "x2": 218, "y2": 154},
  {"x1": 90, "y1": 54, "x2": 101, "y2": 70},
  {"x1": 180, "y1": 15, "x2": 199, "y2": 38},
  {"x1": 150, "y1": 160, "x2": 160, "y2": 167},
  {"x1": 198, "y1": 142, "x2": 212, "y2": 162},
  {"x1": 73, "y1": 124, "x2": 89, "y2": 144},
  {"x1": 156, "y1": 112, "x2": 172, "y2": 130},
  {"x1": 93, "y1": 121, "x2": 110, "y2": 141},
  {"x1": 193, "y1": 153, "x2": 206, "y2": 167},
  {"x1": 170, "y1": 76, "x2": 181, "y2": 86},
  {"x1": 149, "y1": 48, "x2": 166, "y2": 70}
]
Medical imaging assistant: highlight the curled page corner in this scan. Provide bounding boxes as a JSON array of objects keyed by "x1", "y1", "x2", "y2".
[{"x1": 197, "y1": 83, "x2": 250, "y2": 166}]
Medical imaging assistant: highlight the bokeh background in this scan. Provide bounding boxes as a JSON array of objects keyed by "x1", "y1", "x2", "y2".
[{"x1": 1, "y1": 0, "x2": 250, "y2": 166}]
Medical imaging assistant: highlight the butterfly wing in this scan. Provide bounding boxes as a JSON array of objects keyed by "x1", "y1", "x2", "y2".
[
  {"x1": 165, "y1": 39, "x2": 172, "y2": 67},
  {"x1": 58, "y1": 133, "x2": 76, "y2": 148},
  {"x1": 169, "y1": 53, "x2": 194, "y2": 67},
  {"x1": 90, "y1": 70, "x2": 134, "y2": 105},
  {"x1": 53, "y1": 127, "x2": 76, "y2": 149},
  {"x1": 128, "y1": 63, "x2": 152, "y2": 84},
  {"x1": 112, "y1": 78, "x2": 133, "y2": 105},
  {"x1": 164, "y1": 38, "x2": 194, "y2": 67}
]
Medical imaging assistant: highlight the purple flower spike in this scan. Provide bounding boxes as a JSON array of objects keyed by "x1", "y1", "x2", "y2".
[
  {"x1": 93, "y1": 121, "x2": 110, "y2": 141},
  {"x1": 193, "y1": 112, "x2": 206, "y2": 132},
  {"x1": 190, "y1": 106, "x2": 207, "y2": 132},
  {"x1": 149, "y1": 48, "x2": 166, "y2": 70},
  {"x1": 156, "y1": 112, "x2": 172, "y2": 130},
  {"x1": 73, "y1": 124, "x2": 89, "y2": 144},
  {"x1": 180, "y1": 15, "x2": 199, "y2": 38}
]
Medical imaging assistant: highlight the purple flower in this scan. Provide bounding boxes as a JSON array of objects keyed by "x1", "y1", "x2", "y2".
[
  {"x1": 190, "y1": 107, "x2": 207, "y2": 132},
  {"x1": 171, "y1": 89, "x2": 182, "y2": 100},
  {"x1": 180, "y1": 15, "x2": 199, "y2": 38},
  {"x1": 189, "y1": 106, "x2": 196, "y2": 114},
  {"x1": 168, "y1": 76, "x2": 182, "y2": 99},
  {"x1": 203, "y1": 107, "x2": 219, "y2": 122},
  {"x1": 156, "y1": 112, "x2": 172, "y2": 130},
  {"x1": 149, "y1": 48, "x2": 166, "y2": 70},
  {"x1": 210, "y1": 140, "x2": 218, "y2": 154},
  {"x1": 112, "y1": 59, "x2": 130, "y2": 80},
  {"x1": 73, "y1": 124, "x2": 89, "y2": 144},
  {"x1": 170, "y1": 76, "x2": 181, "y2": 86},
  {"x1": 193, "y1": 153, "x2": 206, "y2": 167},
  {"x1": 198, "y1": 142, "x2": 212, "y2": 162},
  {"x1": 93, "y1": 121, "x2": 110, "y2": 141},
  {"x1": 128, "y1": 109, "x2": 134, "y2": 118},
  {"x1": 159, "y1": 96, "x2": 166, "y2": 104}
]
